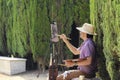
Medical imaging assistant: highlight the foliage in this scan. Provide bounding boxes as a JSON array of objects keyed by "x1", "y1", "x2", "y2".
[
  {"x1": 0, "y1": 0, "x2": 9, "y2": 55},
  {"x1": 0, "y1": 0, "x2": 89, "y2": 64},
  {"x1": 90, "y1": 0, "x2": 120, "y2": 80}
]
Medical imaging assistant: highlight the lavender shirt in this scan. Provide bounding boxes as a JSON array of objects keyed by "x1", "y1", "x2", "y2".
[{"x1": 77, "y1": 38, "x2": 97, "y2": 74}]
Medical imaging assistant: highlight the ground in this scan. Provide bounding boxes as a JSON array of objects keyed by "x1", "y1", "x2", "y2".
[
  {"x1": 0, "y1": 70, "x2": 101, "y2": 80},
  {"x1": 0, "y1": 70, "x2": 51, "y2": 80}
]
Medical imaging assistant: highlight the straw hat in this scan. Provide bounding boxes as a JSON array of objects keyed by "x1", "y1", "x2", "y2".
[{"x1": 76, "y1": 23, "x2": 97, "y2": 35}]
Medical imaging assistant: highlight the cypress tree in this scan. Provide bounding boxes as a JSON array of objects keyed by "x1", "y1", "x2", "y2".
[
  {"x1": 0, "y1": 0, "x2": 9, "y2": 55},
  {"x1": 0, "y1": 0, "x2": 90, "y2": 70},
  {"x1": 90, "y1": 0, "x2": 120, "y2": 80}
]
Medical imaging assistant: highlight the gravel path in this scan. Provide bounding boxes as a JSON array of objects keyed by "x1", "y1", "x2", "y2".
[{"x1": 0, "y1": 70, "x2": 49, "y2": 80}]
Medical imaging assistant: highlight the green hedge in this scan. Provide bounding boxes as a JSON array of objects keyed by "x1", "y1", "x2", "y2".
[
  {"x1": 0, "y1": 0, "x2": 89, "y2": 61},
  {"x1": 90, "y1": 0, "x2": 120, "y2": 80}
]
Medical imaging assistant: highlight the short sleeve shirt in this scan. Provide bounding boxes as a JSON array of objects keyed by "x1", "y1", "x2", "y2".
[{"x1": 77, "y1": 38, "x2": 97, "y2": 74}]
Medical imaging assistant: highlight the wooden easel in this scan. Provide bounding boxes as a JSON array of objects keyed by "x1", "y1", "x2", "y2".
[{"x1": 49, "y1": 21, "x2": 58, "y2": 80}]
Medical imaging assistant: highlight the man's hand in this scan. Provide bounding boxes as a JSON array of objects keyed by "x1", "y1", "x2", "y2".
[
  {"x1": 64, "y1": 60, "x2": 75, "y2": 67},
  {"x1": 59, "y1": 34, "x2": 68, "y2": 43}
]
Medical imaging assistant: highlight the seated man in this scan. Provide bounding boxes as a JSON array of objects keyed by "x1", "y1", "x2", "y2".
[{"x1": 56, "y1": 23, "x2": 98, "y2": 80}]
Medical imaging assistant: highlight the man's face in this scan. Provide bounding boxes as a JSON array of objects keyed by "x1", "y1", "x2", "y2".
[{"x1": 80, "y1": 31, "x2": 86, "y2": 39}]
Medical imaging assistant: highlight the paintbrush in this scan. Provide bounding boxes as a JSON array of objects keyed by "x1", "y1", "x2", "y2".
[{"x1": 57, "y1": 35, "x2": 71, "y2": 40}]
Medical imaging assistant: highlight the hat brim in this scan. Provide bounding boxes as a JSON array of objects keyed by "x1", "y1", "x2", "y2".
[{"x1": 76, "y1": 27, "x2": 97, "y2": 35}]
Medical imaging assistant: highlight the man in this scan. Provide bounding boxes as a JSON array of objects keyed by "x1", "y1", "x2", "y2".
[{"x1": 56, "y1": 23, "x2": 97, "y2": 80}]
